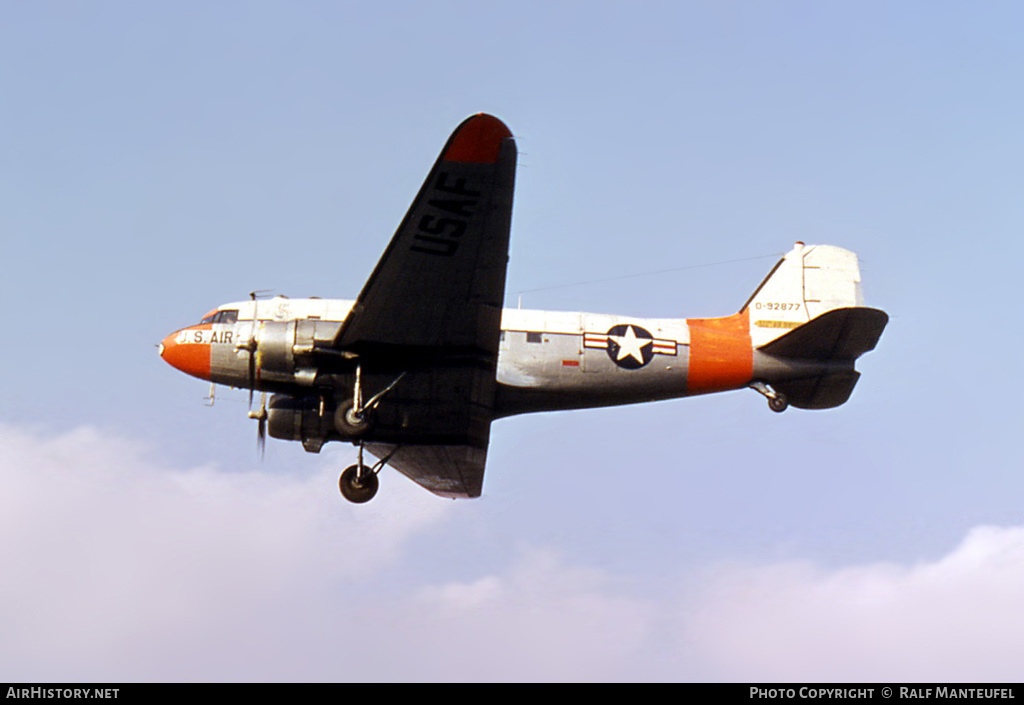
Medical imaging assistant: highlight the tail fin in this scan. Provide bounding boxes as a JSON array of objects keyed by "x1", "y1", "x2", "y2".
[
  {"x1": 742, "y1": 243, "x2": 866, "y2": 349},
  {"x1": 744, "y1": 244, "x2": 888, "y2": 410}
]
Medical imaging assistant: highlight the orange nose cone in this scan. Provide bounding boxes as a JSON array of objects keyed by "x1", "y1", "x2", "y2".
[{"x1": 160, "y1": 327, "x2": 212, "y2": 381}]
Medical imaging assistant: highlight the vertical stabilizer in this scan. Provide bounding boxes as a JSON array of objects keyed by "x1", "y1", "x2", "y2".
[{"x1": 742, "y1": 243, "x2": 865, "y2": 348}]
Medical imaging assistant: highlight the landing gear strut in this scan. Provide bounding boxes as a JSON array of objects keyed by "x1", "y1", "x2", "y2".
[
  {"x1": 333, "y1": 363, "x2": 406, "y2": 503},
  {"x1": 750, "y1": 381, "x2": 788, "y2": 413},
  {"x1": 333, "y1": 364, "x2": 407, "y2": 438}
]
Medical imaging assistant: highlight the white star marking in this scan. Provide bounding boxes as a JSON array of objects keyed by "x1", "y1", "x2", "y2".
[{"x1": 608, "y1": 325, "x2": 651, "y2": 364}]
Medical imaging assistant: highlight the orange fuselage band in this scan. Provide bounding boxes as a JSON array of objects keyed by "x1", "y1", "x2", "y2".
[{"x1": 686, "y1": 309, "x2": 753, "y2": 393}]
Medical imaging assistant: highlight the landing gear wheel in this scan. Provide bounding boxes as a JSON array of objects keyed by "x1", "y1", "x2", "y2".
[
  {"x1": 339, "y1": 464, "x2": 379, "y2": 503},
  {"x1": 768, "y1": 393, "x2": 789, "y2": 413},
  {"x1": 334, "y1": 399, "x2": 371, "y2": 437}
]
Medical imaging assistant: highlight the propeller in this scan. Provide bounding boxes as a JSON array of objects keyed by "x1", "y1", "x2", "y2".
[
  {"x1": 241, "y1": 290, "x2": 272, "y2": 410},
  {"x1": 248, "y1": 392, "x2": 268, "y2": 459},
  {"x1": 238, "y1": 290, "x2": 271, "y2": 458},
  {"x1": 246, "y1": 292, "x2": 260, "y2": 410}
]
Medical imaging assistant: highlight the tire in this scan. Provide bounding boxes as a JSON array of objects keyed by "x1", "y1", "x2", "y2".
[
  {"x1": 768, "y1": 394, "x2": 788, "y2": 413},
  {"x1": 334, "y1": 399, "x2": 371, "y2": 437},
  {"x1": 339, "y1": 465, "x2": 379, "y2": 503}
]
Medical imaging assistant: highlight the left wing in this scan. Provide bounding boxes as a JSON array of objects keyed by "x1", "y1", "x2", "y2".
[
  {"x1": 336, "y1": 113, "x2": 516, "y2": 356},
  {"x1": 334, "y1": 114, "x2": 517, "y2": 498}
]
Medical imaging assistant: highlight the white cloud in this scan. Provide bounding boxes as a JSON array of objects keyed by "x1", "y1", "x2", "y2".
[
  {"x1": 387, "y1": 548, "x2": 655, "y2": 681},
  {"x1": 0, "y1": 423, "x2": 661, "y2": 682},
  {"x1": 3, "y1": 423, "x2": 1024, "y2": 682},
  {"x1": 682, "y1": 525, "x2": 1024, "y2": 681},
  {"x1": 0, "y1": 424, "x2": 451, "y2": 681}
]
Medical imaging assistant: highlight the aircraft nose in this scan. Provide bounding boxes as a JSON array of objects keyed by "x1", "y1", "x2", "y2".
[{"x1": 159, "y1": 327, "x2": 212, "y2": 381}]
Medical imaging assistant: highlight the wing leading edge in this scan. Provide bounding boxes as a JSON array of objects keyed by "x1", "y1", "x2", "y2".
[{"x1": 335, "y1": 114, "x2": 517, "y2": 498}]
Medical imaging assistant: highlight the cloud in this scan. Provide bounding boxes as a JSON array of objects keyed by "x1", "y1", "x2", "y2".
[
  {"x1": 0, "y1": 423, "x2": 451, "y2": 681},
  {"x1": 3, "y1": 423, "x2": 1024, "y2": 682},
  {"x1": 378, "y1": 548, "x2": 655, "y2": 681},
  {"x1": 682, "y1": 525, "x2": 1024, "y2": 681},
  {"x1": 0, "y1": 423, "x2": 659, "y2": 681}
]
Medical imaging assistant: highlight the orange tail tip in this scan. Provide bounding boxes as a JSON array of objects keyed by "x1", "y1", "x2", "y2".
[{"x1": 443, "y1": 114, "x2": 512, "y2": 164}]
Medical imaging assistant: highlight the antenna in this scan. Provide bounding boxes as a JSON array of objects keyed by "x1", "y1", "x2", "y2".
[{"x1": 515, "y1": 252, "x2": 782, "y2": 307}]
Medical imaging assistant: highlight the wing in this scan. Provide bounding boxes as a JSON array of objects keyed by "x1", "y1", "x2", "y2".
[
  {"x1": 336, "y1": 114, "x2": 517, "y2": 498},
  {"x1": 336, "y1": 113, "x2": 516, "y2": 355},
  {"x1": 364, "y1": 442, "x2": 489, "y2": 500}
]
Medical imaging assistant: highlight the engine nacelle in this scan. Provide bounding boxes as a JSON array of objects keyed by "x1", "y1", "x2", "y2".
[
  {"x1": 267, "y1": 394, "x2": 333, "y2": 453},
  {"x1": 253, "y1": 319, "x2": 342, "y2": 387}
]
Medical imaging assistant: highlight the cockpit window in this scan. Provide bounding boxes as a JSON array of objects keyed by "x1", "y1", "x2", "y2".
[{"x1": 200, "y1": 310, "x2": 239, "y2": 325}]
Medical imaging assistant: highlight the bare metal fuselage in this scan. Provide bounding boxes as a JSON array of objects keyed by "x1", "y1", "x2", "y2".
[
  {"x1": 163, "y1": 295, "x2": 848, "y2": 420},
  {"x1": 159, "y1": 242, "x2": 887, "y2": 500}
]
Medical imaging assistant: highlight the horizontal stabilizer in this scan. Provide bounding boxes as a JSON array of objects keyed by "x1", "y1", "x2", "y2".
[
  {"x1": 776, "y1": 371, "x2": 861, "y2": 410},
  {"x1": 757, "y1": 307, "x2": 888, "y2": 362}
]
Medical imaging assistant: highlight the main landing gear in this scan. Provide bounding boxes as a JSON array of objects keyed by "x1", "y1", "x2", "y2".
[
  {"x1": 339, "y1": 444, "x2": 383, "y2": 503},
  {"x1": 334, "y1": 363, "x2": 406, "y2": 503},
  {"x1": 750, "y1": 381, "x2": 789, "y2": 413},
  {"x1": 338, "y1": 440, "x2": 400, "y2": 504},
  {"x1": 333, "y1": 364, "x2": 407, "y2": 438},
  {"x1": 339, "y1": 462, "x2": 379, "y2": 503}
]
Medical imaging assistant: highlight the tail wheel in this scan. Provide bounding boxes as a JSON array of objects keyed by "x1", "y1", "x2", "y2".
[
  {"x1": 339, "y1": 465, "x2": 379, "y2": 503},
  {"x1": 768, "y1": 393, "x2": 789, "y2": 413}
]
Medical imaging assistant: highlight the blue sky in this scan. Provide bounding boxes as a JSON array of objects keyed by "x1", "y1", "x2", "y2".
[{"x1": 3, "y1": 1, "x2": 1024, "y2": 681}]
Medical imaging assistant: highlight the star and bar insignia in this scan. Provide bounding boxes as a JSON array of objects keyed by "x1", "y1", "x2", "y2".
[{"x1": 583, "y1": 324, "x2": 677, "y2": 369}]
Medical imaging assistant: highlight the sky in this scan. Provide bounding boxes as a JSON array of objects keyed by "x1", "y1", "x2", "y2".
[{"x1": 2, "y1": 1, "x2": 1024, "y2": 682}]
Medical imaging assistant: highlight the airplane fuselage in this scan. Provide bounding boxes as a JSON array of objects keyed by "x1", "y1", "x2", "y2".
[{"x1": 160, "y1": 294, "x2": 848, "y2": 421}]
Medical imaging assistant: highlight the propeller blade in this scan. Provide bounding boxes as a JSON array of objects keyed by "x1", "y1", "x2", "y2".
[
  {"x1": 248, "y1": 348, "x2": 256, "y2": 409},
  {"x1": 247, "y1": 292, "x2": 260, "y2": 410},
  {"x1": 243, "y1": 292, "x2": 272, "y2": 452},
  {"x1": 249, "y1": 392, "x2": 268, "y2": 460}
]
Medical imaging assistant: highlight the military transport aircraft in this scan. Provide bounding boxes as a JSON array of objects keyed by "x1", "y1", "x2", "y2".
[{"x1": 159, "y1": 114, "x2": 888, "y2": 503}]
